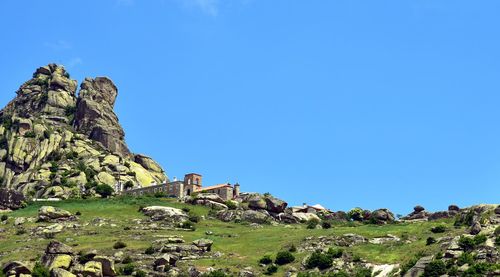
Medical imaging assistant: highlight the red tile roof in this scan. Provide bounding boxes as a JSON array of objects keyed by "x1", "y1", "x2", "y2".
[{"x1": 197, "y1": 183, "x2": 232, "y2": 191}]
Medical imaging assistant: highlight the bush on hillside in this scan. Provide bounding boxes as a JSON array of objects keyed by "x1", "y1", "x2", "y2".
[
  {"x1": 121, "y1": 263, "x2": 135, "y2": 275},
  {"x1": 95, "y1": 184, "x2": 114, "y2": 198},
  {"x1": 430, "y1": 225, "x2": 447, "y2": 233},
  {"x1": 259, "y1": 255, "x2": 273, "y2": 265},
  {"x1": 326, "y1": 247, "x2": 343, "y2": 259},
  {"x1": 348, "y1": 208, "x2": 364, "y2": 221},
  {"x1": 225, "y1": 200, "x2": 237, "y2": 210},
  {"x1": 306, "y1": 218, "x2": 320, "y2": 229},
  {"x1": 426, "y1": 237, "x2": 437, "y2": 245},
  {"x1": 31, "y1": 262, "x2": 50, "y2": 277},
  {"x1": 305, "y1": 251, "x2": 333, "y2": 270},
  {"x1": 113, "y1": 241, "x2": 127, "y2": 249},
  {"x1": 422, "y1": 260, "x2": 447, "y2": 277},
  {"x1": 275, "y1": 250, "x2": 295, "y2": 265},
  {"x1": 321, "y1": 221, "x2": 332, "y2": 229},
  {"x1": 264, "y1": 264, "x2": 278, "y2": 275}
]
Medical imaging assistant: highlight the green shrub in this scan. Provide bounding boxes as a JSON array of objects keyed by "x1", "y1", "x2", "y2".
[
  {"x1": 49, "y1": 162, "x2": 59, "y2": 172},
  {"x1": 422, "y1": 260, "x2": 447, "y2": 277},
  {"x1": 426, "y1": 237, "x2": 437, "y2": 245},
  {"x1": 65, "y1": 105, "x2": 77, "y2": 116},
  {"x1": 305, "y1": 251, "x2": 333, "y2": 270},
  {"x1": 75, "y1": 211, "x2": 82, "y2": 216},
  {"x1": 122, "y1": 255, "x2": 133, "y2": 264},
  {"x1": 0, "y1": 215, "x2": 7, "y2": 221},
  {"x1": 430, "y1": 225, "x2": 447, "y2": 233},
  {"x1": 354, "y1": 267, "x2": 372, "y2": 277},
  {"x1": 306, "y1": 218, "x2": 320, "y2": 229},
  {"x1": 65, "y1": 151, "x2": 78, "y2": 160},
  {"x1": 135, "y1": 270, "x2": 146, "y2": 277},
  {"x1": 495, "y1": 236, "x2": 500, "y2": 246},
  {"x1": 275, "y1": 250, "x2": 295, "y2": 265},
  {"x1": 463, "y1": 263, "x2": 500, "y2": 277},
  {"x1": 113, "y1": 241, "x2": 127, "y2": 249},
  {"x1": 95, "y1": 184, "x2": 114, "y2": 198},
  {"x1": 189, "y1": 213, "x2": 200, "y2": 223},
  {"x1": 457, "y1": 252, "x2": 475, "y2": 266},
  {"x1": 259, "y1": 255, "x2": 273, "y2": 265},
  {"x1": 322, "y1": 221, "x2": 332, "y2": 229},
  {"x1": 454, "y1": 210, "x2": 475, "y2": 227},
  {"x1": 225, "y1": 200, "x2": 237, "y2": 210},
  {"x1": 24, "y1": 131, "x2": 36, "y2": 138},
  {"x1": 289, "y1": 244, "x2": 297, "y2": 252},
  {"x1": 326, "y1": 247, "x2": 343, "y2": 259},
  {"x1": 348, "y1": 207, "x2": 364, "y2": 221},
  {"x1": 458, "y1": 236, "x2": 476, "y2": 252},
  {"x1": 0, "y1": 137, "x2": 7, "y2": 149},
  {"x1": 32, "y1": 262, "x2": 50, "y2": 277},
  {"x1": 124, "y1": 181, "x2": 134, "y2": 190},
  {"x1": 122, "y1": 263, "x2": 135, "y2": 275},
  {"x1": 145, "y1": 246, "x2": 155, "y2": 255},
  {"x1": 264, "y1": 264, "x2": 278, "y2": 275},
  {"x1": 473, "y1": 234, "x2": 487, "y2": 245}
]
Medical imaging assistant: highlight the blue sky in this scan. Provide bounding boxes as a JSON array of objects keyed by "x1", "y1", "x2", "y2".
[{"x1": 1, "y1": 1, "x2": 499, "y2": 214}]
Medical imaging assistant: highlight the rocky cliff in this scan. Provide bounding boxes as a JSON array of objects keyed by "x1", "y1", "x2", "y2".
[{"x1": 0, "y1": 64, "x2": 167, "y2": 198}]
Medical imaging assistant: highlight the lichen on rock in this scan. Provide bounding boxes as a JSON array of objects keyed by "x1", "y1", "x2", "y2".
[{"x1": 0, "y1": 64, "x2": 168, "y2": 200}]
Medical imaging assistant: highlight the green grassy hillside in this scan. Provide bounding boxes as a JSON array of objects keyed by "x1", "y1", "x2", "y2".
[{"x1": 0, "y1": 197, "x2": 468, "y2": 276}]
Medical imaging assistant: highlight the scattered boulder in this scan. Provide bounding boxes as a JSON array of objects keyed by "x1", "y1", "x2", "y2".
[
  {"x1": 241, "y1": 210, "x2": 270, "y2": 224},
  {"x1": 38, "y1": 206, "x2": 75, "y2": 222},
  {"x1": 192, "y1": 239, "x2": 214, "y2": 252},
  {"x1": 190, "y1": 193, "x2": 225, "y2": 204},
  {"x1": 154, "y1": 254, "x2": 177, "y2": 272},
  {"x1": 291, "y1": 212, "x2": 320, "y2": 223},
  {"x1": 82, "y1": 261, "x2": 103, "y2": 277},
  {"x1": 217, "y1": 210, "x2": 241, "y2": 222},
  {"x1": 2, "y1": 261, "x2": 31, "y2": 276},
  {"x1": 93, "y1": 256, "x2": 116, "y2": 277},
  {"x1": 470, "y1": 221, "x2": 482, "y2": 235},
  {"x1": 401, "y1": 205, "x2": 430, "y2": 221},
  {"x1": 403, "y1": 256, "x2": 433, "y2": 277},
  {"x1": 243, "y1": 193, "x2": 288, "y2": 214},
  {"x1": 264, "y1": 197, "x2": 288, "y2": 213},
  {"x1": 370, "y1": 209, "x2": 395, "y2": 224},
  {"x1": 42, "y1": 241, "x2": 74, "y2": 270},
  {"x1": 0, "y1": 189, "x2": 25, "y2": 210},
  {"x1": 141, "y1": 206, "x2": 188, "y2": 222}
]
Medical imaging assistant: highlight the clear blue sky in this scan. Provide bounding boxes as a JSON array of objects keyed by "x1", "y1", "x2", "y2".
[{"x1": 1, "y1": 1, "x2": 499, "y2": 214}]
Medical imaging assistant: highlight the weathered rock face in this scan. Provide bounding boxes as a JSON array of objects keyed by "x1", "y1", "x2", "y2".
[
  {"x1": 73, "y1": 77, "x2": 130, "y2": 158},
  {"x1": 0, "y1": 64, "x2": 168, "y2": 199},
  {"x1": 0, "y1": 188, "x2": 25, "y2": 210}
]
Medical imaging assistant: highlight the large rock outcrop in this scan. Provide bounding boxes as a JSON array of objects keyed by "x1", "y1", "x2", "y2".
[
  {"x1": 0, "y1": 64, "x2": 168, "y2": 199},
  {"x1": 73, "y1": 77, "x2": 130, "y2": 157}
]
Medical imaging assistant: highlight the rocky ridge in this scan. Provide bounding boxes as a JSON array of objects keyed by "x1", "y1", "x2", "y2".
[{"x1": 0, "y1": 64, "x2": 167, "y2": 199}]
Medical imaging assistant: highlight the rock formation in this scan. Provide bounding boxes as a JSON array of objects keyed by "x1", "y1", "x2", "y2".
[{"x1": 0, "y1": 64, "x2": 168, "y2": 199}]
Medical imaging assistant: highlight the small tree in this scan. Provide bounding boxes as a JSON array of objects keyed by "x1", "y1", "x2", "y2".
[{"x1": 95, "y1": 184, "x2": 114, "y2": 198}]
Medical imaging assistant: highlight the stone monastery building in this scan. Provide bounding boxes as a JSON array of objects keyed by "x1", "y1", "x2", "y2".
[{"x1": 122, "y1": 173, "x2": 240, "y2": 200}]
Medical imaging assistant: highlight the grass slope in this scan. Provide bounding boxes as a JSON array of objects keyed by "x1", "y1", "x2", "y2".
[{"x1": 0, "y1": 197, "x2": 466, "y2": 275}]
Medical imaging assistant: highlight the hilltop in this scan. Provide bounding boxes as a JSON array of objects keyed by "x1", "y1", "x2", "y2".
[{"x1": 0, "y1": 64, "x2": 166, "y2": 200}]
